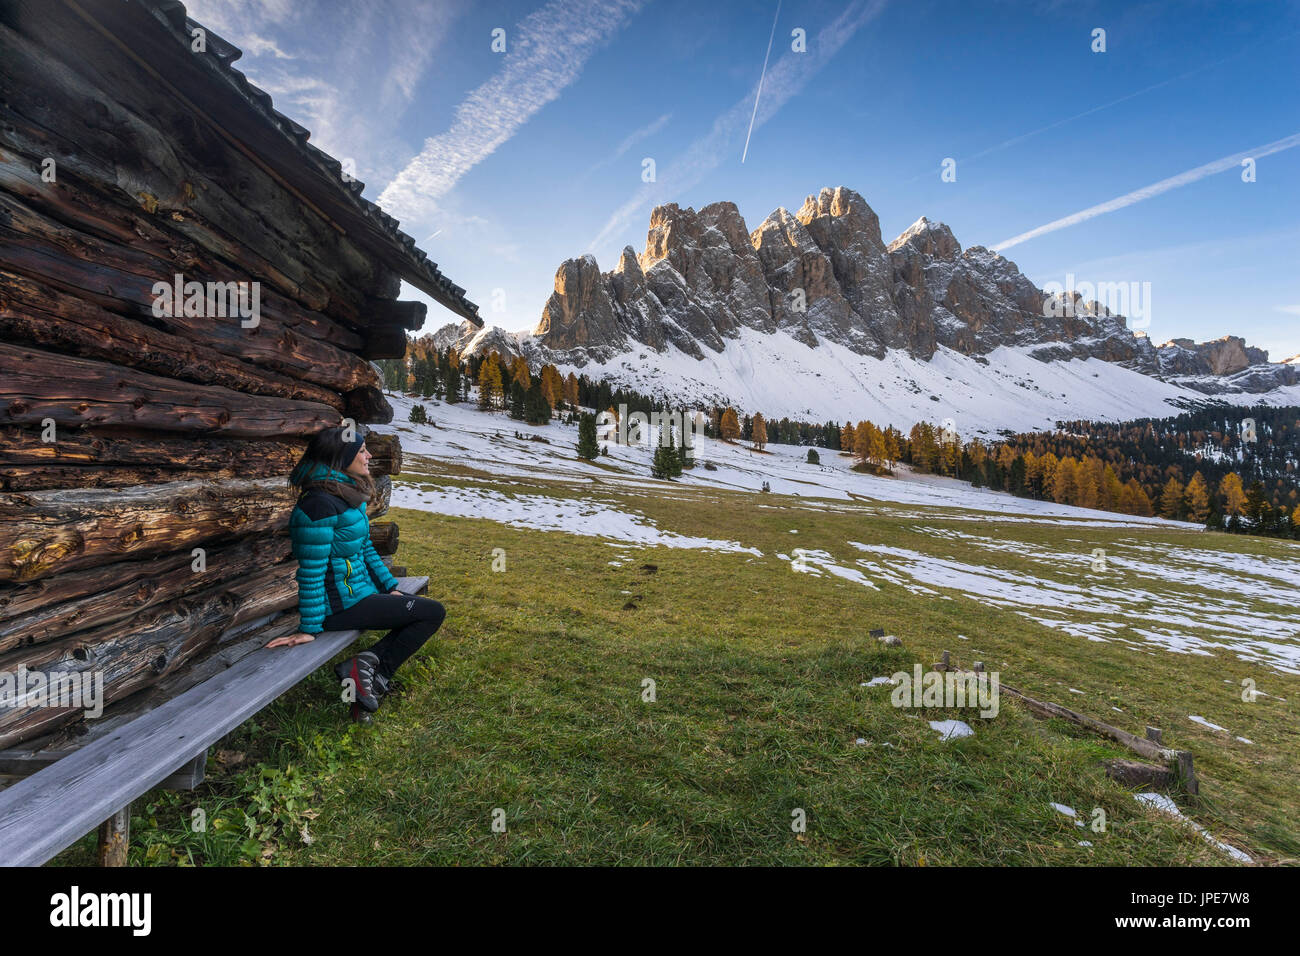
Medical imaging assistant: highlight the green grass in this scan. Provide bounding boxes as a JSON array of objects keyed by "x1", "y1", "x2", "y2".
[{"x1": 51, "y1": 469, "x2": 1299, "y2": 866}]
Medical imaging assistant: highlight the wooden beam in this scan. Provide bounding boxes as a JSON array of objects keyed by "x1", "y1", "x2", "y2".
[
  {"x1": 0, "y1": 342, "x2": 341, "y2": 438},
  {"x1": 0, "y1": 476, "x2": 296, "y2": 583},
  {"x1": 0, "y1": 535, "x2": 291, "y2": 652},
  {"x1": 369, "y1": 521, "x2": 399, "y2": 555},
  {"x1": 0, "y1": 269, "x2": 344, "y2": 409},
  {"x1": 365, "y1": 433, "x2": 402, "y2": 476}
]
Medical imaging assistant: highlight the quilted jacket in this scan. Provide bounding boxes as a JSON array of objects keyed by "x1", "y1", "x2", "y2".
[{"x1": 288, "y1": 463, "x2": 398, "y2": 634}]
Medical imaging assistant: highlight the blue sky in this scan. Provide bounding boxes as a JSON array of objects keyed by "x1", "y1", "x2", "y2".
[{"x1": 187, "y1": 0, "x2": 1300, "y2": 359}]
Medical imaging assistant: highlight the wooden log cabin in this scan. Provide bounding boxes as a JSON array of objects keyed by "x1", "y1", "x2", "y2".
[{"x1": 0, "y1": 0, "x2": 480, "y2": 761}]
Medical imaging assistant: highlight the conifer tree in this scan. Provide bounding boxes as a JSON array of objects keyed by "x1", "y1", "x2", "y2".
[
  {"x1": 884, "y1": 428, "x2": 900, "y2": 472},
  {"x1": 752, "y1": 413, "x2": 768, "y2": 450},
  {"x1": 510, "y1": 355, "x2": 531, "y2": 390},
  {"x1": 720, "y1": 407, "x2": 740, "y2": 441},
  {"x1": 576, "y1": 413, "x2": 599, "y2": 460},
  {"x1": 1159, "y1": 475, "x2": 1186, "y2": 520},
  {"x1": 1219, "y1": 473, "x2": 1247, "y2": 517},
  {"x1": 1185, "y1": 472, "x2": 1210, "y2": 522},
  {"x1": 477, "y1": 356, "x2": 503, "y2": 411}
]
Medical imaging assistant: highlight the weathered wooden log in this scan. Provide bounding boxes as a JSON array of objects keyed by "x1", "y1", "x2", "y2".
[
  {"x1": 0, "y1": 14, "x2": 395, "y2": 325},
  {"x1": 0, "y1": 477, "x2": 297, "y2": 583},
  {"x1": 1103, "y1": 758, "x2": 1175, "y2": 791},
  {"x1": 0, "y1": 535, "x2": 292, "y2": 652},
  {"x1": 0, "y1": 16, "x2": 372, "y2": 306},
  {"x1": 362, "y1": 326, "x2": 410, "y2": 360},
  {"x1": 365, "y1": 433, "x2": 402, "y2": 476},
  {"x1": 998, "y1": 679, "x2": 1198, "y2": 794},
  {"x1": 47, "y1": 0, "x2": 463, "y2": 315},
  {"x1": 367, "y1": 475, "x2": 392, "y2": 519},
  {"x1": 0, "y1": 426, "x2": 305, "y2": 492},
  {"x1": 0, "y1": 132, "x2": 336, "y2": 320},
  {"x1": 0, "y1": 269, "x2": 344, "y2": 409},
  {"x1": 0, "y1": 193, "x2": 379, "y2": 393},
  {"x1": 0, "y1": 560, "x2": 294, "y2": 747},
  {"x1": 365, "y1": 300, "x2": 427, "y2": 331},
  {"x1": 369, "y1": 521, "x2": 399, "y2": 555},
  {"x1": 344, "y1": 386, "x2": 394, "y2": 426},
  {"x1": 0, "y1": 342, "x2": 341, "y2": 438}
]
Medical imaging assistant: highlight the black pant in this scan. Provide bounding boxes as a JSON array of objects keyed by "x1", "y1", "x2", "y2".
[{"x1": 323, "y1": 594, "x2": 446, "y2": 679}]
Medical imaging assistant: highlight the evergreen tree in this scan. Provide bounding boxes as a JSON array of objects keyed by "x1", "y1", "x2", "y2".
[
  {"x1": 806, "y1": 448, "x2": 820, "y2": 465},
  {"x1": 409, "y1": 404, "x2": 427, "y2": 424},
  {"x1": 524, "y1": 380, "x2": 551, "y2": 424},
  {"x1": 1245, "y1": 480, "x2": 1270, "y2": 528},
  {"x1": 576, "y1": 413, "x2": 599, "y2": 460},
  {"x1": 825, "y1": 422, "x2": 841, "y2": 451}
]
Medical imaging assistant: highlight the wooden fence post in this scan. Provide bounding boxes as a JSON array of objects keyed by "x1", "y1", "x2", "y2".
[{"x1": 97, "y1": 804, "x2": 130, "y2": 866}]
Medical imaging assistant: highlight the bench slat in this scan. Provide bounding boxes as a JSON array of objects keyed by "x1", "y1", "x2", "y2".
[{"x1": 0, "y1": 576, "x2": 428, "y2": 867}]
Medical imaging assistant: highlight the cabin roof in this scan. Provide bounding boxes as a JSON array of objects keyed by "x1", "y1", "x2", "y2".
[{"x1": 107, "y1": 0, "x2": 481, "y2": 326}]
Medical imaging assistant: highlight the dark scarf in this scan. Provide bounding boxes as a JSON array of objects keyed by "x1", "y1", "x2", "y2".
[{"x1": 301, "y1": 473, "x2": 370, "y2": 508}]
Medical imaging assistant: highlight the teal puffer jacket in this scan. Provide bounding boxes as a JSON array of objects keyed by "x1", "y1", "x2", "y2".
[{"x1": 288, "y1": 463, "x2": 398, "y2": 634}]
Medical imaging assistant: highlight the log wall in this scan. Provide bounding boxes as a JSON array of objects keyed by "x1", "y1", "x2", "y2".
[{"x1": 0, "y1": 0, "x2": 465, "y2": 749}]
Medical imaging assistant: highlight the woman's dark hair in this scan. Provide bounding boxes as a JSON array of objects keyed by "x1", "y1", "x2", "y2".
[{"x1": 290, "y1": 425, "x2": 375, "y2": 498}]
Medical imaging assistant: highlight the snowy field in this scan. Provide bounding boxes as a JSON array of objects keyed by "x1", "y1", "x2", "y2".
[
  {"x1": 378, "y1": 391, "x2": 1300, "y2": 675},
  {"x1": 382, "y1": 392, "x2": 1191, "y2": 525}
]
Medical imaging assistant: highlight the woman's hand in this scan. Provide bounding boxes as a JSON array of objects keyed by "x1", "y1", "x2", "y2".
[
  {"x1": 390, "y1": 589, "x2": 403, "y2": 596},
  {"x1": 266, "y1": 631, "x2": 315, "y2": 648}
]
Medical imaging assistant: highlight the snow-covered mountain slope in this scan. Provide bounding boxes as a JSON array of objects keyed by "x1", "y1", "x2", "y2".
[{"x1": 561, "y1": 330, "x2": 1300, "y2": 437}]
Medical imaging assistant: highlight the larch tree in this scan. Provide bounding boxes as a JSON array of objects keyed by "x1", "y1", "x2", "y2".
[
  {"x1": 1159, "y1": 475, "x2": 1186, "y2": 520},
  {"x1": 720, "y1": 407, "x2": 740, "y2": 441},
  {"x1": 1219, "y1": 473, "x2": 1247, "y2": 516},
  {"x1": 752, "y1": 413, "x2": 768, "y2": 450},
  {"x1": 510, "y1": 355, "x2": 531, "y2": 390},
  {"x1": 477, "y1": 356, "x2": 503, "y2": 411},
  {"x1": 1184, "y1": 472, "x2": 1211, "y2": 522}
]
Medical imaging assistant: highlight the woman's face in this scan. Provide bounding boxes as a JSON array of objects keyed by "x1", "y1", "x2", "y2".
[{"x1": 345, "y1": 443, "x2": 371, "y2": 479}]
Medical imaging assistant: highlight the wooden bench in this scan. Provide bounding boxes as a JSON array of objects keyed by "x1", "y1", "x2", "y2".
[{"x1": 0, "y1": 575, "x2": 428, "y2": 867}]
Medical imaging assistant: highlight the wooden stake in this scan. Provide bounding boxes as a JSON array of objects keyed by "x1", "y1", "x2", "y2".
[{"x1": 96, "y1": 804, "x2": 130, "y2": 867}]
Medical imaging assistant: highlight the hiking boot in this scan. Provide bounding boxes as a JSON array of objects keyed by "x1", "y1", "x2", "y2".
[{"x1": 335, "y1": 651, "x2": 382, "y2": 712}]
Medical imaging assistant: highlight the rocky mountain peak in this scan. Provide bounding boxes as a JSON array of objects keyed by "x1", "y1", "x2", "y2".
[
  {"x1": 506, "y1": 185, "x2": 1291, "y2": 397},
  {"x1": 888, "y1": 216, "x2": 961, "y2": 261}
]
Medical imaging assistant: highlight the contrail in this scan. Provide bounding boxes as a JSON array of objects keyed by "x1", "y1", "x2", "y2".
[
  {"x1": 741, "y1": 0, "x2": 782, "y2": 164},
  {"x1": 992, "y1": 132, "x2": 1300, "y2": 252}
]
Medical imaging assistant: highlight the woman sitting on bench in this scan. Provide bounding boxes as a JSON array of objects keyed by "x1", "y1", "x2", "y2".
[{"x1": 267, "y1": 426, "x2": 445, "y2": 720}]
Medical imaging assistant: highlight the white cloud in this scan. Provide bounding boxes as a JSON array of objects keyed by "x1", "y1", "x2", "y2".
[
  {"x1": 579, "y1": 113, "x2": 673, "y2": 180},
  {"x1": 993, "y1": 132, "x2": 1300, "y2": 251},
  {"x1": 587, "y1": 0, "x2": 888, "y2": 257},
  {"x1": 379, "y1": 0, "x2": 647, "y2": 227},
  {"x1": 184, "y1": 0, "x2": 464, "y2": 188}
]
